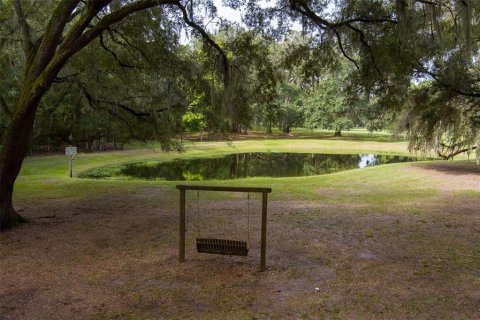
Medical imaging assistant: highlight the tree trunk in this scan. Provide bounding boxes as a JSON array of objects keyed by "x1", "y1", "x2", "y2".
[
  {"x1": 0, "y1": 181, "x2": 27, "y2": 230},
  {"x1": 231, "y1": 123, "x2": 241, "y2": 133},
  {"x1": 0, "y1": 86, "x2": 45, "y2": 229},
  {"x1": 0, "y1": 44, "x2": 64, "y2": 229},
  {"x1": 0, "y1": 199, "x2": 26, "y2": 231},
  {"x1": 334, "y1": 129, "x2": 342, "y2": 137}
]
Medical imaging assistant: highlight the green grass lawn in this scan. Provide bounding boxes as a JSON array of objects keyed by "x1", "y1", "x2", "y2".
[
  {"x1": 15, "y1": 133, "x2": 417, "y2": 200},
  {"x1": 15, "y1": 131, "x2": 448, "y2": 208},
  {"x1": 3, "y1": 132, "x2": 479, "y2": 319}
]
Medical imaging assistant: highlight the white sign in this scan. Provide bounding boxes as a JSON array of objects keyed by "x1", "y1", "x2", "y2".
[
  {"x1": 65, "y1": 146, "x2": 77, "y2": 158},
  {"x1": 66, "y1": 146, "x2": 77, "y2": 178}
]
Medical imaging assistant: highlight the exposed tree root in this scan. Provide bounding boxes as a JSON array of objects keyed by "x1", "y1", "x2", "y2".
[{"x1": 0, "y1": 207, "x2": 27, "y2": 231}]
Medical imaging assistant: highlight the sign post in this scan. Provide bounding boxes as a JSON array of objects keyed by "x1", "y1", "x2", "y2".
[{"x1": 65, "y1": 146, "x2": 77, "y2": 178}]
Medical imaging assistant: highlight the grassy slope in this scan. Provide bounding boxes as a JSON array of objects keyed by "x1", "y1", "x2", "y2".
[
  {"x1": 5, "y1": 130, "x2": 480, "y2": 319},
  {"x1": 15, "y1": 130, "x2": 415, "y2": 202}
]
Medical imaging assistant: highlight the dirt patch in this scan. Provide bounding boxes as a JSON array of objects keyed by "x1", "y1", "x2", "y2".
[{"x1": 412, "y1": 162, "x2": 480, "y2": 192}]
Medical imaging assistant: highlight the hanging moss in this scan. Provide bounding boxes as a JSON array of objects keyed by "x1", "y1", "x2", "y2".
[
  {"x1": 457, "y1": 0, "x2": 472, "y2": 55},
  {"x1": 431, "y1": 3, "x2": 442, "y2": 46},
  {"x1": 396, "y1": 0, "x2": 410, "y2": 48}
]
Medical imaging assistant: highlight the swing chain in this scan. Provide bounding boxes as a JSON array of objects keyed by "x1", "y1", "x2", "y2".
[
  {"x1": 196, "y1": 190, "x2": 200, "y2": 235},
  {"x1": 247, "y1": 192, "x2": 250, "y2": 244}
]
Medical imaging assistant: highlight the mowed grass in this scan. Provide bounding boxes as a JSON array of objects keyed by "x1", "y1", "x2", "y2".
[
  {"x1": 15, "y1": 130, "x2": 420, "y2": 201},
  {"x1": 2, "y1": 130, "x2": 479, "y2": 319}
]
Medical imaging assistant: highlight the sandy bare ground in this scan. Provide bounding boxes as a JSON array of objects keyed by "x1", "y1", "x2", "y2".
[{"x1": 0, "y1": 162, "x2": 479, "y2": 319}]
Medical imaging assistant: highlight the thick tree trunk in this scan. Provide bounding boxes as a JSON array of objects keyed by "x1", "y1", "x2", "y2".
[
  {"x1": 266, "y1": 124, "x2": 272, "y2": 134},
  {"x1": 334, "y1": 129, "x2": 342, "y2": 137},
  {"x1": 0, "y1": 76, "x2": 53, "y2": 229},
  {"x1": 0, "y1": 190, "x2": 26, "y2": 230},
  {"x1": 0, "y1": 92, "x2": 42, "y2": 229}
]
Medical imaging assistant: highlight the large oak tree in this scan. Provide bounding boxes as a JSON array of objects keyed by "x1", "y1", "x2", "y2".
[{"x1": 0, "y1": 0, "x2": 228, "y2": 230}]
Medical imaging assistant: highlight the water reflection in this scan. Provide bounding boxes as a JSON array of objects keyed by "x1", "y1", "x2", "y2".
[
  {"x1": 113, "y1": 153, "x2": 424, "y2": 181},
  {"x1": 359, "y1": 154, "x2": 377, "y2": 168}
]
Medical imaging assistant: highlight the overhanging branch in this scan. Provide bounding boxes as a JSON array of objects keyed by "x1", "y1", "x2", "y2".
[
  {"x1": 172, "y1": 1, "x2": 230, "y2": 88},
  {"x1": 28, "y1": 0, "x2": 82, "y2": 77},
  {"x1": 99, "y1": 33, "x2": 136, "y2": 68},
  {"x1": 346, "y1": 23, "x2": 383, "y2": 78},
  {"x1": 74, "y1": 80, "x2": 183, "y2": 118},
  {"x1": 333, "y1": 30, "x2": 359, "y2": 69},
  {"x1": 289, "y1": 0, "x2": 396, "y2": 29},
  {"x1": 289, "y1": 0, "x2": 389, "y2": 77},
  {"x1": 69, "y1": 0, "x2": 178, "y2": 55},
  {"x1": 437, "y1": 144, "x2": 477, "y2": 160},
  {"x1": 412, "y1": 58, "x2": 480, "y2": 98},
  {"x1": 107, "y1": 28, "x2": 151, "y2": 64}
]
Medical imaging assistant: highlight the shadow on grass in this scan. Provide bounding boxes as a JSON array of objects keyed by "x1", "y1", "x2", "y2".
[
  {"x1": 181, "y1": 130, "x2": 404, "y2": 143},
  {"x1": 415, "y1": 161, "x2": 480, "y2": 175}
]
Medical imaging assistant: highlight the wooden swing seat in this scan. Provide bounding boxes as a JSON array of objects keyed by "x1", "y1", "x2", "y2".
[{"x1": 196, "y1": 238, "x2": 249, "y2": 256}]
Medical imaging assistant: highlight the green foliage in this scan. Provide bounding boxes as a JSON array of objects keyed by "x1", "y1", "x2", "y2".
[
  {"x1": 399, "y1": 82, "x2": 480, "y2": 160},
  {"x1": 2, "y1": 0, "x2": 480, "y2": 159},
  {"x1": 223, "y1": 30, "x2": 278, "y2": 132},
  {"x1": 22, "y1": 7, "x2": 210, "y2": 151},
  {"x1": 275, "y1": 83, "x2": 304, "y2": 133},
  {"x1": 182, "y1": 111, "x2": 206, "y2": 132},
  {"x1": 302, "y1": 63, "x2": 365, "y2": 136}
]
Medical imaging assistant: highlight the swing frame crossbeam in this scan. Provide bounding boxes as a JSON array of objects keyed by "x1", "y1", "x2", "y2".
[{"x1": 176, "y1": 184, "x2": 272, "y2": 271}]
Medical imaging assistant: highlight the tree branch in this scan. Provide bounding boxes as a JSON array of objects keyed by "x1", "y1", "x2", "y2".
[
  {"x1": 415, "y1": 0, "x2": 437, "y2": 5},
  {"x1": 0, "y1": 95, "x2": 12, "y2": 117},
  {"x1": 437, "y1": 144, "x2": 477, "y2": 160},
  {"x1": 25, "y1": 0, "x2": 175, "y2": 107},
  {"x1": 12, "y1": 0, "x2": 33, "y2": 57},
  {"x1": 70, "y1": 0, "x2": 177, "y2": 55},
  {"x1": 289, "y1": 0, "x2": 386, "y2": 76},
  {"x1": 76, "y1": 79, "x2": 145, "y2": 142},
  {"x1": 0, "y1": 36, "x2": 22, "y2": 42},
  {"x1": 99, "y1": 33, "x2": 136, "y2": 68},
  {"x1": 346, "y1": 23, "x2": 383, "y2": 78},
  {"x1": 59, "y1": 0, "x2": 113, "y2": 56},
  {"x1": 107, "y1": 28, "x2": 151, "y2": 64},
  {"x1": 28, "y1": 0, "x2": 82, "y2": 77},
  {"x1": 333, "y1": 30, "x2": 359, "y2": 69},
  {"x1": 172, "y1": 1, "x2": 231, "y2": 88},
  {"x1": 74, "y1": 80, "x2": 182, "y2": 119},
  {"x1": 412, "y1": 59, "x2": 480, "y2": 97},
  {"x1": 53, "y1": 72, "x2": 80, "y2": 83},
  {"x1": 289, "y1": 0, "x2": 396, "y2": 30},
  {"x1": 59, "y1": 0, "x2": 229, "y2": 90}
]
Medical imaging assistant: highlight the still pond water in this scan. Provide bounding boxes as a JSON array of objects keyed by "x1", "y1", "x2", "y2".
[{"x1": 86, "y1": 153, "x2": 426, "y2": 181}]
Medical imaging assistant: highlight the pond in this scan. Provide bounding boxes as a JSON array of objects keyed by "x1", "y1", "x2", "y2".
[{"x1": 81, "y1": 152, "x2": 427, "y2": 181}]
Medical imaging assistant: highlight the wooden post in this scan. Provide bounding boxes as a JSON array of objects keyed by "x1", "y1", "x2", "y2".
[
  {"x1": 179, "y1": 188, "x2": 186, "y2": 262},
  {"x1": 69, "y1": 157, "x2": 73, "y2": 178},
  {"x1": 260, "y1": 192, "x2": 268, "y2": 271}
]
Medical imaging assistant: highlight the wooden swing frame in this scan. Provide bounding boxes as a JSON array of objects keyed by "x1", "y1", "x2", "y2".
[{"x1": 176, "y1": 185, "x2": 272, "y2": 271}]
